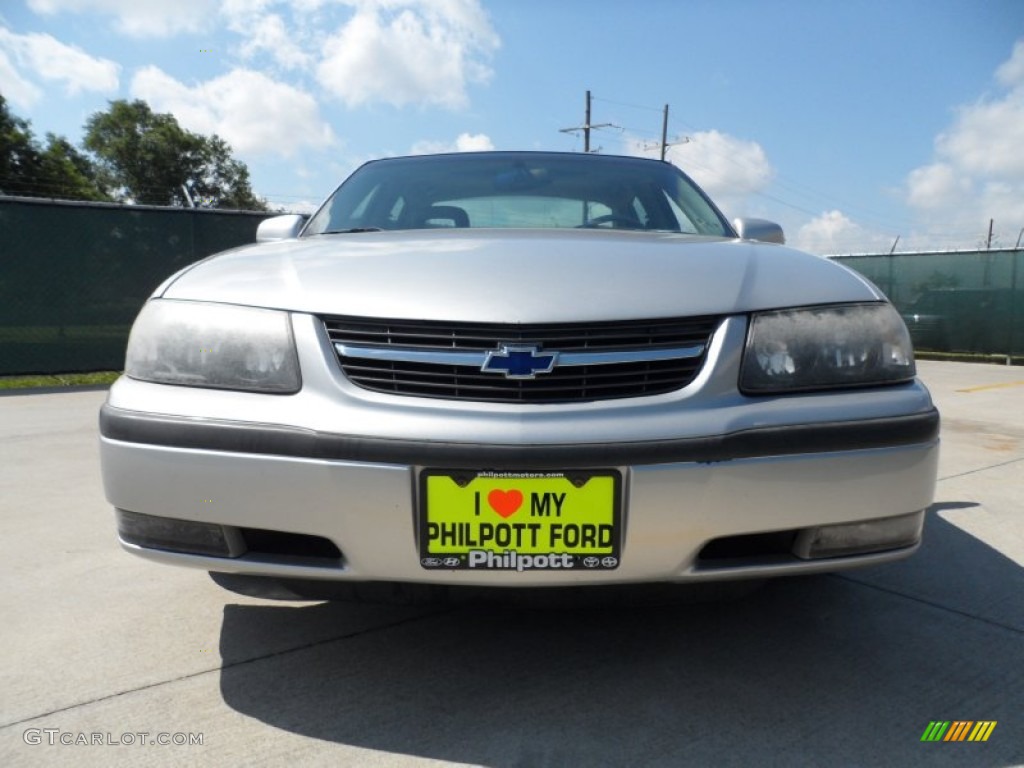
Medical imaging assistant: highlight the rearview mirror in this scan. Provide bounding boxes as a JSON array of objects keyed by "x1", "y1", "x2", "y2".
[
  {"x1": 257, "y1": 214, "x2": 307, "y2": 243},
  {"x1": 733, "y1": 217, "x2": 785, "y2": 245}
]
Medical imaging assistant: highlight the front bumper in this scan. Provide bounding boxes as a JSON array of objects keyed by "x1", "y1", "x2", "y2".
[
  {"x1": 100, "y1": 311, "x2": 939, "y2": 586},
  {"x1": 99, "y1": 404, "x2": 940, "y2": 586}
]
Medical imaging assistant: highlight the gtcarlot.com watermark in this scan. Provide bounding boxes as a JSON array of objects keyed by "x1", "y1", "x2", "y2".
[{"x1": 23, "y1": 729, "x2": 203, "y2": 747}]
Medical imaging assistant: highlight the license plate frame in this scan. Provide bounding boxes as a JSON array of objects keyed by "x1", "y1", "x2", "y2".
[{"x1": 418, "y1": 469, "x2": 621, "y2": 571}]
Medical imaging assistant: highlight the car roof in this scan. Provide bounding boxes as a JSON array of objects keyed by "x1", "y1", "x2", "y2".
[{"x1": 358, "y1": 150, "x2": 673, "y2": 168}]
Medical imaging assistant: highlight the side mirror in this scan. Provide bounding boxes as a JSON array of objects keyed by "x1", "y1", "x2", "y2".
[
  {"x1": 256, "y1": 214, "x2": 308, "y2": 243},
  {"x1": 733, "y1": 217, "x2": 785, "y2": 245}
]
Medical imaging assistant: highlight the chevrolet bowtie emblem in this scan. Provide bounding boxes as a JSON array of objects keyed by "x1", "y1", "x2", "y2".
[{"x1": 481, "y1": 345, "x2": 557, "y2": 379}]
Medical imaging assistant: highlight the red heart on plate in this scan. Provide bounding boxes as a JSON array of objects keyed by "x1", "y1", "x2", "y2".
[{"x1": 488, "y1": 489, "x2": 523, "y2": 518}]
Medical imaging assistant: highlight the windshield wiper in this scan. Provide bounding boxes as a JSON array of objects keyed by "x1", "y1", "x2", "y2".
[{"x1": 317, "y1": 227, "x2": 384, "y2": 234}]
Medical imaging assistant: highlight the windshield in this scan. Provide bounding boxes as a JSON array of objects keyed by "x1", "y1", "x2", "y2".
[{"x1": 303, "y1": 152, "x2": 733, "y2": 236}]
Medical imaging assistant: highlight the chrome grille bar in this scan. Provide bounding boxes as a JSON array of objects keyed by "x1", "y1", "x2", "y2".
[{"x1": 333, "y1": 343, "x2": 706, "y2": 367}]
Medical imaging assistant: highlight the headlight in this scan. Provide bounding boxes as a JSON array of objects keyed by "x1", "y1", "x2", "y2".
[
  {"x1": 740, "y1": 303, "x2": 914, "y2": 393},
  {"x1": 125, "y1": 300, "x2": 301, "y2": 393}
]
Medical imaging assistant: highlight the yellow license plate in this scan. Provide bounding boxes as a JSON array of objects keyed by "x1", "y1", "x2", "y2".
[{"x1": 418, "y1": 470, "x2": 621, "y2": 571}]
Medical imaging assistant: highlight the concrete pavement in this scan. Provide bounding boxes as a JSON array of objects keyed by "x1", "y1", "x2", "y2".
[{"x1": 1, "y1": 360, "x2": 1022, "y2": 767}]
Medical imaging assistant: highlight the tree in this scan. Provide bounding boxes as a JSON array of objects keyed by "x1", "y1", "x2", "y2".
[
  {"x1": 0, "y1": 94, "x2": 41, "y2": 195},
  {"x1": 39, "y1": 134, "x2": 110, "y2": 201},
  {"x1": 190, "y1": 135, "x2": 266, "y2": 210},
  {"x1": 0, "y1": 94, "x2": 109, "y2": 200},
  {"x1": 83, "y1": 100, "x2": 267, "y2": 210}
]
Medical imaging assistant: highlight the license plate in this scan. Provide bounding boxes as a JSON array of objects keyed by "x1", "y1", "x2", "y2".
[{"x1": 418, "y1": 470, "x2": 621, "y2": 571}]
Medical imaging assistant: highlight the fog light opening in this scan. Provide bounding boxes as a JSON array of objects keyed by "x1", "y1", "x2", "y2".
[
  {"x1": 793, "y1": 511, "x2": 925, "y2": 559},
  {"x1": 116, "y1": 510, "x2": 246, "y2": 557}
]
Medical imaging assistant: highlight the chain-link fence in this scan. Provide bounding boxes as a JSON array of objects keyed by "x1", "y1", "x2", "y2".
[
  {"x1": 0, "y1": 197, "x2": 279, "y2": 375},
  {"x1": 830, "y1": 249, "x2": 1024, "y2": 361}
]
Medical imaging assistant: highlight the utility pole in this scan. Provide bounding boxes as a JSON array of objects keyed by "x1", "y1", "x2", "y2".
[
  {"x1": 660, "y1": 104, "x2": 669, "y2": 161},
  {"x1": 986, "y1": 218, "x2": 994, "y2": 250},
  {"x1": 584, "y1": 90, "x2": 592, "y2": 152},
  {"x1": 560, "y1": 90, "x2": 614, "y2": 152},
  {"x1": 642, "y1": 103, "x2": 688, "y2": 159}
]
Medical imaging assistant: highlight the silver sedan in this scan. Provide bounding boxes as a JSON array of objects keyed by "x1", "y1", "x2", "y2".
[{"x1": 99, "y1": 151, "x2": 939, "y2": 600}]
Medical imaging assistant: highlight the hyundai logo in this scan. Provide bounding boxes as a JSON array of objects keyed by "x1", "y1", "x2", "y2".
[{"x1": 481, "y1": 345, "x2": 557, "y2": 379}]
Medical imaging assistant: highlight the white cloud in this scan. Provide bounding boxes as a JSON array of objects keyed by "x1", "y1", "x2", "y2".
[
  {"x1": 0, "y1": 27, "x2": 119, "y2": 101},
  {"x1": 27, "y1": 0, "x2": 213, "y2": 37},
  {"x1": 25, "y1": 0, "x2": 501, "y2": 116},
  {"x1": 935, "y1": 98, "x2": 1024, "y2": 180},
  {"x1": 0, "y1": 49, "x2": 43, "y2": 108},
  {"x1": 996, "y1": 40, "x2": 1024, "y2": 88},
  {"x1": 793, "y1": 210, "x2": 893, "y2": 255},
  {"x1": 316, "y1": 0, "x2": 500, "y2": 108},
  {"x1": 794, "y1": 210, "x2": 855, "y2": 254},
  {"x1": 131, "y1": 66, "x2": 336, "y2": 157},
  {"x1": 220, "y1": 0, "x2": 275, "y2": 18},
  {"x1": 234, "y1": 12, "x2": 313, "y2": 69},
  {"x1": 410, "y1": 132, "x2": 494, "y2": 154},
  {"x1": 905, "y1": 163, "x2": 968, "y2": 210},
  {"x1": 628, "y1": 129, "x2": 774, "y2": 216},
  {"x1": 453, "y1": 132, "x2": 494, "y2": 151},
  {"x1": 220, "y1": 2, "x2": 315, "y2": 70},
  {"x1": 904, "y1": 39, "x2": 1024, "y2": 247}
]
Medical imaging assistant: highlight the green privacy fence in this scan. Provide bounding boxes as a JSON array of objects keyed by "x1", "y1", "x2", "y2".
[
  {"x1": 2, "y1": 199, "x2": 1021, "y2": 376},
  {"x1": 830, "y1": 249, "x2": 1024, "y2": 361},
  {"x1": 0, "y1": 197, "x2": 279, "y2": 375}
]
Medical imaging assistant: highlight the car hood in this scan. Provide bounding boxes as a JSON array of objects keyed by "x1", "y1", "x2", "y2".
[{"x1": 159, "y1": 229, "x2": 882, "y2": 322}]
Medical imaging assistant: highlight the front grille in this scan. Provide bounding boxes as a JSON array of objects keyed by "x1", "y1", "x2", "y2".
[{"x1": 323, "y1": 316, "x2": 721, "y2": 403}]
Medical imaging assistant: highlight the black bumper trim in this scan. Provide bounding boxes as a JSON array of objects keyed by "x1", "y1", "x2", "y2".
[{"x1": 99, "y1": 404, "x2": 939, "y2": 468}]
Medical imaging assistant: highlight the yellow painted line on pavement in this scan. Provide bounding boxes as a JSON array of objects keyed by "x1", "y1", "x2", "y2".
[{"x1": 956, "y1": 380, "x2": 1024, "y2": 393}]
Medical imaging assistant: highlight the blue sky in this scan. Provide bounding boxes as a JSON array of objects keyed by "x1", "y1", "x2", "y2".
[{"x1": 2, "y1": 0, "x2": 1023, "y2": 254}]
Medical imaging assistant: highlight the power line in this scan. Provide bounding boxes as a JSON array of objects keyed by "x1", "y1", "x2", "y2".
[
  {"x1": 591, "y1": 95, "x2": 665, "y2": 113},
  {"x1": 579, "y1": 91, "x2": 926, "y2": 232},
  {"x1": 565, "y1": 92, "x2": 688, "y2": 160},
  {"x1": 556, "y1": 93, "x2": 1024, "y2": 252}
]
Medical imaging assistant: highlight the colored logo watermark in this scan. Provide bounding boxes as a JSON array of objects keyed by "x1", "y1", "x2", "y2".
[{"x1": 921, "y1": 721, "x2": 997, "y2": 742}]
